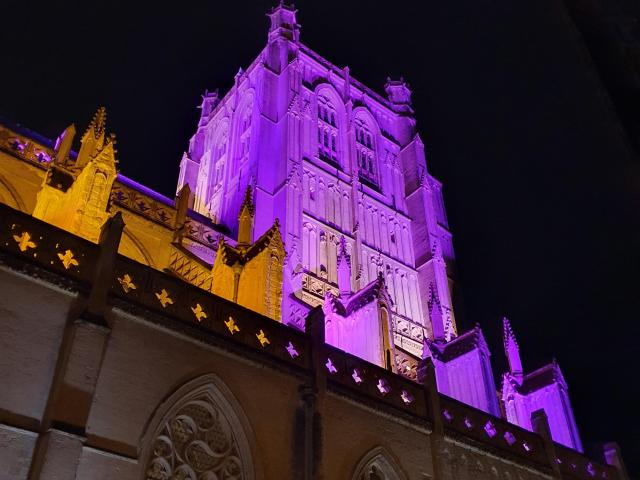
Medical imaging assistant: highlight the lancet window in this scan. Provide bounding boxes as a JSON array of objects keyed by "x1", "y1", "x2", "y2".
[
  {"x1": 355, "y1": 119, "x2": 377, "y2": 185},
  {"x1": 212, "y1": 125, "x2": 228, "y2": 192},
  {"x1": 317, "y1": 95, "x2": 339, "y2": 165},
  {"x1": 239, "y1": 108, "x2": 252, "y2": 161}
]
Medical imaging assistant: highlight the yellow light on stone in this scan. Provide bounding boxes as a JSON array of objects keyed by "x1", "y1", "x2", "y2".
[
  {"x1": 12, "y1": 232, "x2": 36, "y2": 252},
  {"x1": 117, "y1": 274, "x2": 137, "y2": 293},
  {"x1": 225, "y1": 316, "x2": 239, "y2": 334},
  {"x1": 57, "y1": 249, "x2": 79, "y2": 269},
  {"x1": 191, "y1": 303, "x2": 208, "y2": 322},
  {"x1": 155, "y1": 289, "x2": 174, "y2": 308},
  {"x1": 256, "y1": 330, "x2": 270, "y2": 347}
]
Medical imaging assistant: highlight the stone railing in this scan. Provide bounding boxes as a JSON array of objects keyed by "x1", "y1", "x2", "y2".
[
  {"x1": 0, "y1": 123, "x2": 55, "y2": 168},
  {"x1": 440, "y1": 394, "x2": 548, "y2": 466},
  {"x1": 111, "y1": 178, "x2": 177, "y2": 228},
  {"x1": 112, "y1": 252, "x2": 310, "y2": 372},
  {"x1": 555, "y1": 444, "x2": 617, "y2": 480},
  {"x1": 324, "y1": 344, "x2": 426, "y2": 418},
  {"x1": 0, "y1": 202, "x2": 621, "y2": 480}
]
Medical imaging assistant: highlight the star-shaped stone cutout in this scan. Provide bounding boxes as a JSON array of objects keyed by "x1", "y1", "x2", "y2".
[
  {"x1": 117, "y1": 274, "x2": 137, "y2": 293},
  {"x1": 191, "y1": 303, "x2": 208, "y2": 322},
  {"x1": 400, "y1": 390, "x2": 413, "y2": 405},
  {"x1": 325, "y1": 358, "x2": 337, "y2": 374},
  {"x1": 285, "y1": 341, "x2": 299, "y2": 359},
  {"x1": 225, "y1": 316, "x2": 239, "y2": 334},
  {"x1": 256, "y1": 330, "x2": 270, "y2": 347},
  {"x1": 376, "y1": 378, "x2": 389, "y2": 395},
  {"x1": 57, "y1": 249, "x2": 79, "y2": 269},
  {"x1": 13, "y1": 232, "x2": 36, "y2": 252},
  {"x1": 155, "y1": 289, "x2": 174, "y2": 308}
]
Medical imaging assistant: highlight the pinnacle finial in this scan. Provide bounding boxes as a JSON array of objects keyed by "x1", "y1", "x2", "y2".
[
  {"x1": 237, "y1": 184, "x2": 256, "y2": 247},
  {"x1": 240, "y1": 184, "x2": 255, "y2": 216},
  {"x1": 337, "y1": 236, "x2": 350, "y2": 265},
  {"x1": 86, "y1": 106, "x2": 107, "y2": 139},
  {"x1": 502, "y1": 317, "x2": 519, "y2": 350},
  {"x1": 503, "y1": 316, "x2": 523, "y2": 381},
  {"x1": 428, "y1": 282, "x2": 445, "y2": 342}
]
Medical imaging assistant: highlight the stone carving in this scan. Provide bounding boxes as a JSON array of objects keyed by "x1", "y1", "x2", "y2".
[{"x1": 144, "y1": 389, "x2": 245, "y2": 480}]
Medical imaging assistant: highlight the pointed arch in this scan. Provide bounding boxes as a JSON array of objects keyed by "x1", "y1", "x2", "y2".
[
  {"x1": 352, "y1": 446, "x2": 408, "y2": 480},
  {"x1": 232, "y1": 89, "x2": 255, "y2": 170},
  {"x1": 119, "y1": 228, "x2": 156, "y2": 269},
  {"x1": 352, "y1": 107, "x2": 381, "y2": 187},
  {"x1": 139, "y1": 373, "x2": 259, "y2": 480},
  {"x1": 314, "y1": 83, "x2": 345, "y2": 167},
  {"x1": 0, "y1": 172, "x2": 26, "y2": 212}
]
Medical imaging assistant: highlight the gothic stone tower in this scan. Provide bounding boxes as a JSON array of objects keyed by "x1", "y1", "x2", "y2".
[{"x1": 177, "y1": 4, "x2": 458, "y2": 362}]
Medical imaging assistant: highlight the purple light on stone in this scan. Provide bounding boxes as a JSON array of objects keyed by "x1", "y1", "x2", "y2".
[
  {"x1": 285, "y1": 341, "x2": 299, "y2": 359},
  {"x1": 587, "y1": 463, "x2": 596, "y2": 477},
  {"x1": 504, "y1": 431, "x2": 516, "y2": 446},
  {"x1": 464, "y1": 418, "x2": 473, "y2": 429},
  {"x1": 376, "y1": 378, "x2": 389, "y2": 395},
  {"x1": 352, "y1": 368, "x2": 363, "y2": 384},
  {"x1": 35, "y1": 151, "x2": 51, "y2": 163},
  {"x1": 442, "y1": 409, "x2": 453, "y2": 422},
  {"x1": 11, "y1": 139, "x2": 26, "y2": 152},
  {"x1": 523, "y1": 442, "x2": 532, "y2": 452},
  {"x1": 484, "y1": 421, "x2": 497, "y2": 438},
  {"x1": 325, "y1": 358, "x2": 337, "y2": 374},
  {"x1": 400, "y1": 390, "x2": 414, "y2": 405}
]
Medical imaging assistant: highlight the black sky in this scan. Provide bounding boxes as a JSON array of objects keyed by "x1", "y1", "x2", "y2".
[{"x1": 2, "y1": 0, "x2": 639, "y2": 471}]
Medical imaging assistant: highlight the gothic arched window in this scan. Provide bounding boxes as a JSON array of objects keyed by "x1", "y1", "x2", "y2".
[
  {"x1": 354, "y1": 118, "x2": 378, "y2": 186},
  {"x1": 141, "y1": 374, "x2": 255, "y2": 480},
  {"x1": 317, "y1": 95, "x2": 339, "y2": 165},
  {"x1": 352, "y1": 447, "x2": 407, "y2": 480},
  {"x1": 212, "y1": 123, "x2": 229, "y2": 191},
  {"x1": 239, "y1": 106, "x2": 252, "y2": 161}
]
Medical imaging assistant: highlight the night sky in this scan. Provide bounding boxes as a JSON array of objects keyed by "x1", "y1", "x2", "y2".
[{"x1": 2, "y1": 0, "x2": 639, "y2": 472}]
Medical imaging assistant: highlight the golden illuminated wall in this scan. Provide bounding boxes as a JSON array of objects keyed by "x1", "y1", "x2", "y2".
[
  {"x1": 0, "y1": 112, "x2": 286, "y2": 324},
  {"x1": 212, "y1": 222, "x2": 284, "y2": 321}
]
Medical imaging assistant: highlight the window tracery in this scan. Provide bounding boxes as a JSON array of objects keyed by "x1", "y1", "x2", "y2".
[
  {"x1": 142, "y1": 380, "x2": 252, "y2": 480},
  {"x1": 317, "y1": 95, "x2": 339, "y2": 165},
  {"x1": 355, "y1": 119, "x2": 377, "y2": 185}
]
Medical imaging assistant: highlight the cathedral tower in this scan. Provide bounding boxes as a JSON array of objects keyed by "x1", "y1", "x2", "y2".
[{"x1": 176, "y1": 3, "x2": 458, "y2": 368}]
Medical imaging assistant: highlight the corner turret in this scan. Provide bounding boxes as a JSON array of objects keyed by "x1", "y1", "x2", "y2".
[
  {"x1": 384, "y1": 77, "x2": 414, "y2": 115},
  {"x1": 267, "y1": 2, "x2": 300, "y2": 43}
]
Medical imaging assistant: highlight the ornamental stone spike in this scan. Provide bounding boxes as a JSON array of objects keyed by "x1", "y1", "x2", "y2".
[
  {"x1": 428, "y1": 282, "x2": 445, "y2": 342},
  {"x1": 237, "y1": 184, "x2": 255, "y2": 247},
  {"x1": 503, "y1": 317, "x2": 523, "y2": 383},
  {"x1": 337, "y1": 236, "x2": 352, "y2": 297}
]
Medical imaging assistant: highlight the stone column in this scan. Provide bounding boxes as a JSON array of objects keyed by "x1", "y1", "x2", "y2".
[
  {"x1": 531, "y1": 409, "x2": 562, "y2": 480},
  {"x1": 419, "y1": 357, "x2": 445, "y2": 480},
  {"x1": 300, "y1": 306, "x2": 326, "y2": 480},
  {"x1": 27, "y1": 214, "x2": 124, "y2": 480}
]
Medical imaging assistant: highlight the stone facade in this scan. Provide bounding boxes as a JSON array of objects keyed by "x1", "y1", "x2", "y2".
[{"x1": 0, "y1": 203, "x2": 625, "y2": 479}]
